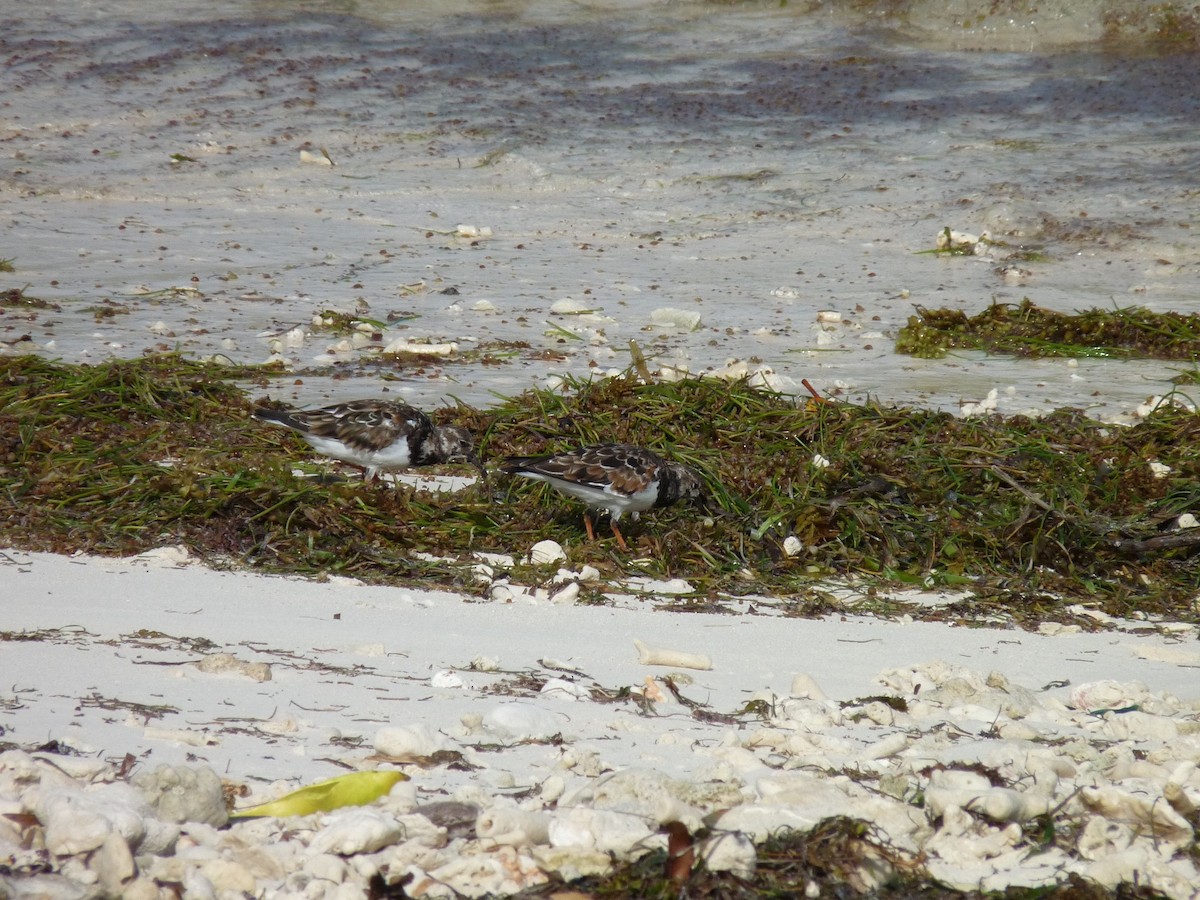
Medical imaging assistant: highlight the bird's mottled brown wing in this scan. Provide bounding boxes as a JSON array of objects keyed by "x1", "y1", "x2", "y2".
[
  {"x1": 503, "y1": 444, "x2": 664, "y2": 497},
  {"x1": 302, "y1": 401, "x2": 431, "y2": 454}
]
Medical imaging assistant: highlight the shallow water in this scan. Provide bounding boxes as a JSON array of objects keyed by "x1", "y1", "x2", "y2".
[{"x1": 3, "y1": 0, "x2": 1198, "y2": 418}]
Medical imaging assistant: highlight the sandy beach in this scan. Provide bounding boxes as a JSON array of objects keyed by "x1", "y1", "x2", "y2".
[
  {"x1": 4, "y1": 1, "x2": 1200, "y2": 895},
  {"x1": 2, "y1": 546, "x2": 1199, "y2": 896}
]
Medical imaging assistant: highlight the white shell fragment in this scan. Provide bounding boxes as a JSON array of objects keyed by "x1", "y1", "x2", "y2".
[
  {"x1": 925, "y1": 783, "x2": 1050, "y2": 823},
  {"x1": 476, "y1": 807, "x2": 551, "y2": 847},
  {"x1": 194, "y1": 652, "x2": 271, "y2": 682},
  {"x1": 309, "y1": 809, "x2": 404, "y2": 855},
  {"x1": 481, "y1": 702, "x2": 566, "y2": 741},
  {"x1": 550, "y1": 297, "x2": 596, "y2": 315},
  {"x1": 546, "y1": 806, "x2": 656, "y2": 856},
  {"x1": 382, "y1": 338, "x2": 458, "y2": 355},
  {"x1": 131, "y1": 545, "x2": 193, "y2": 567},
  {"x1": 633, "y1": 638, "x2": 713, "y2": 670},
  {"x1": 960, "y1": 388, "x2": 999, "y2": 417},
  {"x1": 549, "y1": 581, "x2": 580, "y2": 605},
  {"x1": 650, "y1": 307, "x2": 703, "y2": 331},
  {"x1": 528, "y1": 540, "x2": 566, "y2": 565},
  {"x1": 374, "y1": 723, "x2": 446, "y2": 759},
  {"x1": 430, "y1": 670, "x2": 465, "y2": 688},
  {"x1": 700, "y1": 830, "x2": 757, "y2": 878},
  {"x1": 131, "y1": 764, "x2": 229, "y2": 828},
  {"x1": 37, "y1": 786, "x2": 147, "y2": 856},
  {"x1": 936, "y1": 227, "x2": 992, "y2": 254},
  {"x1": 789, "y1": 673, "x2": 829, "y2": 701},
  {"x1": 299, "y1": 149, "x2": 333, "y2": 166},
  {"x1": 1148, "y1": 460, "x2": 1172, "y2": 478}
]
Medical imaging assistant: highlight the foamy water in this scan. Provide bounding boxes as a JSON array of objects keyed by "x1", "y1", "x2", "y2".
[{"x1": 3, "y1": 0, "x2": 1198, "y2": 417}]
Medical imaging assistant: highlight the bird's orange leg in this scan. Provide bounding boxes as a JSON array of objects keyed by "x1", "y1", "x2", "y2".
[
  {"x1": 610, "y1": 520, "x2": 630, "y2": 551},
  {"x1": 583, "y1": 511, "x2": 597, "y2": 542},
  {"x1": 802, "y1": 378, "x2": 829, "y2": 405}
]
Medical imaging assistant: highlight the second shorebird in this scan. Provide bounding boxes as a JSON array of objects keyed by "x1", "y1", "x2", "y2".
[
  {"x1": 253, "y1": 399, "x2": 482, "y2": 482},
  {"x1": 499, "y1": 443, "x2": 707, "y2": 550}
]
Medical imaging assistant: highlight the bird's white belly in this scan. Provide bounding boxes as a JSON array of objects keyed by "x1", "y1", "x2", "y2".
[
  {"x1": 534, "y1": 474, "x2": 659, "y2": 520},
  {"x1": 306, "y1": 435, "x2": 412, "y2": 470}
]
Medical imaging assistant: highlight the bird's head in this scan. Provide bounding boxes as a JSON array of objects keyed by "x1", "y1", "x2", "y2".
[
  {"x1": 671, "y1": 462, "x2": 711, "y2": 510},
  {"x1": 434, "y1": 425, "x2": 487, "y2": 478}
]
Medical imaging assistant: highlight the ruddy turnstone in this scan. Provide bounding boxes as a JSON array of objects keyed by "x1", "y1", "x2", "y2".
[
  {"x1": 499, "y1": 443, "x2": 707, "y2": 550},
  {"x1": 253, "y1": 399, "x2": 482, "y2": 482}
]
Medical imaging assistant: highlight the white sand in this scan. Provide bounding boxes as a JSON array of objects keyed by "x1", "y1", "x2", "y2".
[
  {"x1": 4, "y1": 546, "x2": 1196, "y2": 783},
  {"x1": 3, "y1": 547, "x2": 1199, "y2": 896}
]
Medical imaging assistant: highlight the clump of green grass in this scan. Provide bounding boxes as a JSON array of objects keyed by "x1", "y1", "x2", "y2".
[
  {"x1": 310, "y1": 308, "x2": 389, "y2": 334},
  {"x1": 1103, "y1": 2, "x2": 1200, "y2": 52},
  {"x1": 511, "y1": 816, "x2": 1152, "y2": 899},
  {"x1": 918, "y1": 226, "x2": 994, "y2": 257},
  {"x1": 554, "y1": 825, "x2": 1171, "y2": 899},
  {"x1": 1, "y1": 287, "x2": 60, "y2": 310},
  {"x1": 1171, "y1": 365, "x2": 1200, "y2": 385},
  {"x1": 896, "y1": 299, "x2": 1200, "y2": 360},
  {"x1": 80, "y1": 300, "x2": 133, "y2": 321},
  {"x1": 2, "y1": 355, "x2": 1199, "y2": 627},
  {"x1": 508, "y1": 818, "x2": 908, "y2": 899}
]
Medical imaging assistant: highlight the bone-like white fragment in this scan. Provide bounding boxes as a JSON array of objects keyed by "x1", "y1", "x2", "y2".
[
  {"x1": 382, "y1": 338, "x2": 458, "y2": 355},
  {"x1": 633, "y1": 639, "x2": 712, "y2": 670},
  {"x1": 195, "y1": 653, "x2": 271, "y2": 683},
  {"x1": 549, "y1": 582, "x2": 579, "y2": 605},
  {"x1": 1079, "y1": 785, "x2": 1194, "y2": 848},
  {"x1": 482, "y1": 701, "x2": 565, "y2": 741},
  {"x1": 299, "y1": 149, "x2": 333, "y2": 166},
  {"x1": 861, "y1": 731, "x2": 908, "y2": 761},
  {"x1": 699, "y1": 830, "x2": 757, "y2": 879},
  {"x1": 547, "y1": 806, "x2": 656, "y2": 855},
  {"x1": 375, "y1": 723, "x2": 445, "y2": 759},
  {"x1": 37, "y1": 784, "x2": 150, "y2": 857},
  {"x1": 550, "y1": 297, "x2": 594, "y2": 315},
  {"x1": 966, "y1": 787, "x2": 1051, "y2": 823},
  {"x1": 927, "y1": 776, "x2": 1054, "y2": 822},
  {"x1": 1164, "y1": 762, "x2": 1197, "y2": 816},
  {"x1": 529, "y1": 540, "x2": 565, "y2": 565},
  {"x1": 143, "y1": 726, "x2": 218, "y2": 747},
  {"x1": 789, "y1": 673, "x2": 828, "y2": 701},
  {"x1": 650, "y1": 307, "x2": 702, "y2": 331},
  {"x1": 475, "y1": 807, "x2": 551, "y2": 847},
  {"x1": 309, "y1": 809, "x2": 403, "y2": 855}
]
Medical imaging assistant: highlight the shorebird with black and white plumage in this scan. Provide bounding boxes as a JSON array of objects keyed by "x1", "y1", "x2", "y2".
[
  {"x1": 499, "y1": 443, "x2": 707, "y2": 550},
  {"x1": 253, "y1": 399, "x2": 482, "y2": 482}
]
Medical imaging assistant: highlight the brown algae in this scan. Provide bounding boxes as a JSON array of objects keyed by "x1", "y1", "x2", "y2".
[{"x1": 2, "y1": 354, "x2": 1199, "y2": 627}]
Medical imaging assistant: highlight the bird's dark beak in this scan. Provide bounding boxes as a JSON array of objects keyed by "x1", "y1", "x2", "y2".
[
  {"x1": 468, "y1": 452, "x2": 489, "y2": 484},
  {"x1": 694, "y1": 488, "x2": 717, "y2": 514}
]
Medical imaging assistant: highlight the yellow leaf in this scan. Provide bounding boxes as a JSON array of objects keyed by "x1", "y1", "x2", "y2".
[{"x1": 230, "y1": 770, "x2": 408, "y2": 819}]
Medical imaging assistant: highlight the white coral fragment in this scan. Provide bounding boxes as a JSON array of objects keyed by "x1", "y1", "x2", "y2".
[{"x1": 633, "y1": 638, "x2": 712, "y2": 670}]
